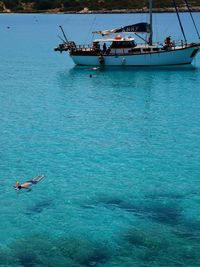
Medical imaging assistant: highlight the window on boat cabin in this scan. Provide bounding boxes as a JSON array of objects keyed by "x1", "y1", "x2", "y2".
[
  {"x1": 143, "y1": 48, "x2": 151, "y2": 52},
  {"x1": 128, "y1": 48, "x2": 141, "y2": 53},
  {"x1": 110, "y1": 40, "x2": 136, "y2": 48},
  {"x1": 152, "y1": 48, "x2": 159, "y2": 51}
]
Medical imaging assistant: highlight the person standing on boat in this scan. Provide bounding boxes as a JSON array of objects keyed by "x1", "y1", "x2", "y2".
[
  {"x1": 92, "y1": 42, "x2": 100, "y2": 51},
  {"x1": 103, "y1": 43, "x2": 107, "y2": 53},
  {"x1": 164, "y1": 36, "x2": 172, "y2": 49}
]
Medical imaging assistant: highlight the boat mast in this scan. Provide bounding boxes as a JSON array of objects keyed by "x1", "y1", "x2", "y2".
[
  {"x1": 172, "y1": 0, "x2": 187, "y2": 43},
  {"x1": 183, "y1": 0, "x2": 200, "y2": 39},
  {"x1": 148, "y1": 0, "x2": 153, "y2": 45}
]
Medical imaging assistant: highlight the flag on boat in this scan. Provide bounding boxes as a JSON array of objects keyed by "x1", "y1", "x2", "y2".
[{"x1": 93, "y1": 23, "x2": 150, "y2": 36}]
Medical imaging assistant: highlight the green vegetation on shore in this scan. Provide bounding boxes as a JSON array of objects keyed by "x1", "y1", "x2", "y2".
[{"x1": 1, "y1": 0, "x2": 200, "y2": 13}]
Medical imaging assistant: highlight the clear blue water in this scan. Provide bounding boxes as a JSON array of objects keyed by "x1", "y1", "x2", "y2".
[{"x1": 0, "y1": 13, "x2": 200, "y2": 266}]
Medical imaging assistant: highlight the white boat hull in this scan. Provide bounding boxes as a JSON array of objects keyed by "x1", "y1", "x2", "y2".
[{"x1": 70, "y1": 46, "x2": 199, "y2": 66}]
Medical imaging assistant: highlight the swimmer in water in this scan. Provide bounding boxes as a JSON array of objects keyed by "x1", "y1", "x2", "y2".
[{"x1": 14, "y1": 175, "x2": 45, "y2": 192}]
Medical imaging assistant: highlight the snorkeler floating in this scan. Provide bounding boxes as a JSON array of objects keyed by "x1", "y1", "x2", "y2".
[{"x1": 14, "y1": 175, "x2": 45, "y2": 192}]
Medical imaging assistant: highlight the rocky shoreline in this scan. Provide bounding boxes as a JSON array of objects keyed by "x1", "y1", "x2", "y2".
[
  {"x1": 1, "y1": 6, "x2": 200, "y2": 14},
  {"x1": 77, "y1": 6, "x2": 200, "y2": 13}
]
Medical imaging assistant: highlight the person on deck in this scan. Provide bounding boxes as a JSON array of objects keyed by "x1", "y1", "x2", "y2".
[
  {"x1": 103, "y1": 43, "x2": 107, "y2": 53},
  {"x1": 164, "y1": 36, "x2": 172, "y2": 48},
  {"x1": 92, "y1": 42, "x2": 100, "y2": 51}
]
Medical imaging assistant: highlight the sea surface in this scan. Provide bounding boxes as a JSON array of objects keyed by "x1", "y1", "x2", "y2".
[{"x1": 0, "y1": 13, "x2": 200, "y2": 266}]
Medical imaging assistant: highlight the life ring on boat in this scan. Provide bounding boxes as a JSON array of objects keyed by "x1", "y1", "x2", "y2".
[{"x1": 115, "y1": 35, "x2": 122, "y2": 40}]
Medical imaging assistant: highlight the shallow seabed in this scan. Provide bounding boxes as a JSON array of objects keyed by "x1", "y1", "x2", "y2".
[{"x1": 0, "y1": 13, "x2": 200, "y2": 266}]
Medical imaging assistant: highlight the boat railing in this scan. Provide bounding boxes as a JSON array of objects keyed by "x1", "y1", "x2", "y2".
[
  {"x1": 75, "y1": 44, "x2": 96, "y2": 51},
  {"x1": 174, "y1": 40, "x2": 187, "y2": 48},
  {"x1": 72, "y1": 41, "x2": 188, "y2": 55}
]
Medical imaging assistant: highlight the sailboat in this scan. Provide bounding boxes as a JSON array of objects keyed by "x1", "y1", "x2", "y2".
[{"x1": 54, "y1": 0, "x2": 200, "y2": 66}]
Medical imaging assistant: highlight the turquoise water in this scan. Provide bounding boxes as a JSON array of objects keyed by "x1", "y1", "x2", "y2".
[{"x1": 0, "y1": 13, "x2": 200, "y2": 266}]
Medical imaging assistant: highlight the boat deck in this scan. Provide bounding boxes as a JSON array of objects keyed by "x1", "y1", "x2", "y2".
[{"x1": 70, "y1": 43, "x2": 199, "y2": 56}]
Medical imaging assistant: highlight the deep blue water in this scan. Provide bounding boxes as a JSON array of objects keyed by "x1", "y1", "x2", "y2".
[{"x1": 0, "y1": 13, "x2": 200, "y2": 266}]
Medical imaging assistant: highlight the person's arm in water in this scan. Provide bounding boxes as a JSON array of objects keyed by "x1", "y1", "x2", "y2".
[{"x1": 25, "y1": 187, "x2": 32, "y2": 192}]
